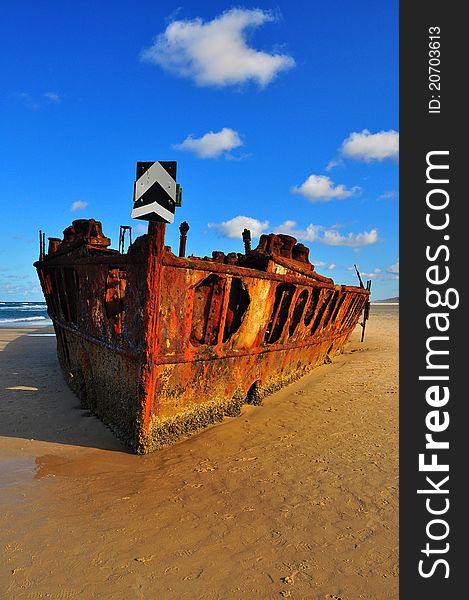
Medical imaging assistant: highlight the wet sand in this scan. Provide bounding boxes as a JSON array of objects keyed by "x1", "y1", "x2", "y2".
[{"x1": 0, "y1": 305, "x2": 398, "y2": 600}]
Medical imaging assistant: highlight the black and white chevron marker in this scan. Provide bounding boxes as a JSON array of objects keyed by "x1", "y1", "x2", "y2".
[{"x1": 131, "y1": 161, "x2": 179, "y2": 223}]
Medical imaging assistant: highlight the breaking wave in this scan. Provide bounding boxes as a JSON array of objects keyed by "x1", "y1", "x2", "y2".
[{"x1": 0, "y1": 316, "x2": 48, "y2": 324}]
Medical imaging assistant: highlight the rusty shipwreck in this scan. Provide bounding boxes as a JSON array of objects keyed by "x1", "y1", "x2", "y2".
[{"x1": 34, "y1": 164, "x2": 371, "y2": 453}]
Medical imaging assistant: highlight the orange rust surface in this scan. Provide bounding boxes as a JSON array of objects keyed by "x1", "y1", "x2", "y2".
[
  {"x1": 141, "y1": 221, "x2": 166, "y2": 432},
  {"x1": 35, "y1": 220, "x2": 370, "y2": 452}
]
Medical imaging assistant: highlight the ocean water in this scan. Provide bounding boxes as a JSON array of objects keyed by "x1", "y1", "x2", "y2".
[{"x1": 0, "y1": 301, "x2": 51, "y2": 326}]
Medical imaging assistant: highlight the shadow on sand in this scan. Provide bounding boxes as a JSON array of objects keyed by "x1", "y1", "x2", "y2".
[{"x1": 0, "y1": 327, "x2": 129, "y2": 452}]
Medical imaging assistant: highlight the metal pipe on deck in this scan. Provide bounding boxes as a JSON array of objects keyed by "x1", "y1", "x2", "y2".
[
  {"x1": 242, "y1": 228, "x2": 251, "y2": 254},
  {"x1": 179, "y1": 221, "x2": 189, "y2": 257}
]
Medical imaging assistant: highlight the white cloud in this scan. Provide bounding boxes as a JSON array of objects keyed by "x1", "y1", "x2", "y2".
[
  {"x1": 275, "y1": 220, "x2": 322, "y2": 242},
  {"x1": 322, "y1": 228, "x2": 378, "y2": 247},
  {"x1": 141, "y1": 8, "x2": 295, "y2": 87},
  {"x1": 18, "y1": 92, "x2": 39, "y2": 111},
  {"x1": 174, "y1": 127, "x2": 242, "y2": 158},
  {"x1": 134, "y1": 223, "x2": 147, "y2": 233},
  {"x1": 341, "y1": 129, "x2": 399, "y2": 162},
  {"x1": 327, "y1": 263, "x2": 336, "y2": 270},
  {"x1": 208, "y1": 216, "x2": 378, "y2": 248},
  {"x1": 360, "y1": 268, "x2": 383, "y2": 279},
  {"x1": 208, "y1": 216, "x2": 269, "y2": 239},
  {"x1": 19, "y1": 92, "x2": 61, "y2": 110},
  {"x1": 350, "y1": 264, "x2": 398, "y2": 281},
  {"x1": 325, "y1": 159, "x2": 343, "y2": 171},
  {"x1": 387, "y1": 260, "x2": 399, "y2": 274},
  {"x1": 291, "y1": 175, "x2": 360, "y2": 202},
  {"x1": 70, "y1": 201, "x2": 88, "y2": 212},
  {"x1": 362, "y1": 272, "x2": 398, "y2": 281},
  {"x1": 378, "y1": 190, "x2": 397, "y2": 201},
  {"x1": 225, "y1": 152, "x2": 253, "y2": 162},
  {"x1": 0, "y1": 281, "x2": 41, "y2": 297},
  {"x1": 44, "y1": 91, "x2": 60, "y2": 103}
]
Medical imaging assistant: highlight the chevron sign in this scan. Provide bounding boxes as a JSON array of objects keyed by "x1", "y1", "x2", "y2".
[{"x1": 131, "y1": 161, "x2": 181, "y2": 223}]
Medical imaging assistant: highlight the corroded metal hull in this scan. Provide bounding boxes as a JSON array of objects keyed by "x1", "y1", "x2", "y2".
[{"x1": 35, "y1": 219, "x2": 370, "y2": 453}]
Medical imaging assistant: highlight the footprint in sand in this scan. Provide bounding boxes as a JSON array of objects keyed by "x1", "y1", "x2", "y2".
[
  {"x1": 193, "y1": 459, "x2": 217, "y2": 472},
  {"x1": 134, "y1": 555, "x2": 154, "y2": 564}
]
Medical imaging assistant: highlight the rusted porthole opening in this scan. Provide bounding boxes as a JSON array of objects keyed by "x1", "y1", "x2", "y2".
[
  {"x1": 310, "y1": 289, "x2": 333, "y2": 336},
  {"x1": 322, "y1": 291, "x2": 340, "y2": 329},
  {"x1": 331, "y1": 293, "x2": 346, "y2": 322},
  {"x1": 265, "y1": 283, "x2": 295, "y2": 344},
  {"x1": 288, "y1": 289, "x2": 309, "y2": 338},
  {"x1": 246, "y1": 380, "x2": 262, "y2": 405},
  {"x1": 222, "y1": 278, "x2": 250, "y2": 343},
  {"x1": 190, "y1": 274, "x2": 225, "y2": 346},
  {"x1": 303, "y1": 287, "x2": 321, "y2": 327},
  {"x1": 341, "y1": 295, "x2": 360, "y2": 330}
]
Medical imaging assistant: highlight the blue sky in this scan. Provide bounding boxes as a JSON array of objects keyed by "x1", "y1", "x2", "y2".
[{"x1": 0, "y1": 1, "x2": 398, "y2": 301}]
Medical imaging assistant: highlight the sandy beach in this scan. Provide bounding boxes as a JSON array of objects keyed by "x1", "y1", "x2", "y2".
[{"x1": 0, "y1": 305, "x2": 398, "y2": 600}]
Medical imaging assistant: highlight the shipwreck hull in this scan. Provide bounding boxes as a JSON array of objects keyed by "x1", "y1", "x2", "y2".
[{"x1": 35, "y1": 219, "x2": 369, "y2": 453}]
